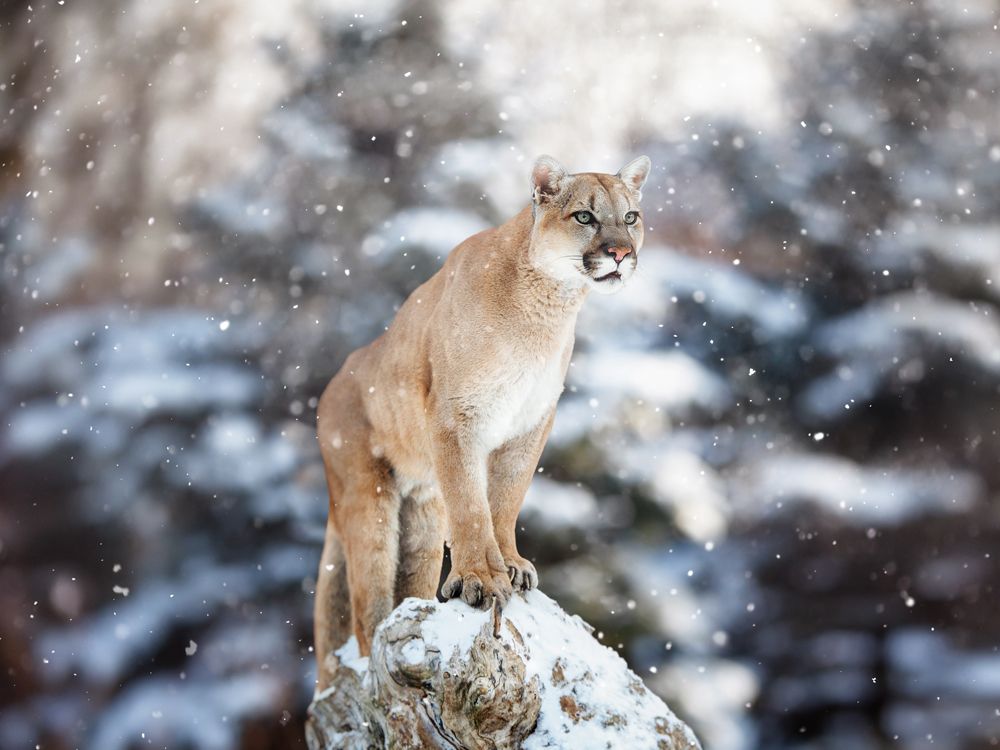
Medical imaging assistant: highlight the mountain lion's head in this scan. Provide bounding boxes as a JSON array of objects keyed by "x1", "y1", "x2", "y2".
[{"x1": 529, "y1": 154, "x2": 651, "y2": 295}]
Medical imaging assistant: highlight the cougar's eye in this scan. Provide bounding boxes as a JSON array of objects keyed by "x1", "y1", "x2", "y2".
[
  {"x1": 573, "y1": 211, "x2": 595, "y2": 225},
  {"x1": 624, "y1": 211, "x2": 639, "y2": 225}
]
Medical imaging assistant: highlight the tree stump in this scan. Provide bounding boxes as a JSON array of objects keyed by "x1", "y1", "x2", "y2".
[{"x1": 306, "y1": 590, "x2": 701, "y2": 749}]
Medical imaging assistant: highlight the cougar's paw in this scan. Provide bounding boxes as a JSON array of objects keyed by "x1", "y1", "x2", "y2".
[
  {"x1": 505, "y1": 555, "x2": 538, "y2": 591},
  {"x1": 441, "y1": 567, "x2": 513, "y2": 610}
]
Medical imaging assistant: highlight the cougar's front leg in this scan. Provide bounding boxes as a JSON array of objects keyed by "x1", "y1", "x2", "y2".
[
  {"x1": 488, "y1": 409, "x2": 554, "y2": 590},
  {"x1": 432, "y1": 427, "x2": 512, "y2": 609}
]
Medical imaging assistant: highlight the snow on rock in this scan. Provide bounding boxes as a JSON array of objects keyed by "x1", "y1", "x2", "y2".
[
  {"x1": 652, "y1": 657, "x2": 759, "y2": 750},
  {"x1": 307, "y1": 590, "x2": 700, "y2": 750}
]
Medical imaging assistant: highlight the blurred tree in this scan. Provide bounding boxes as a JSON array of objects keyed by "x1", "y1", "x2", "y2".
[
  {"x1": 1, "y1": 2, "x2": 509, "y2": 749},
  {"x1": 184, "y1": 0, "x2": 508, "y2": 410},
  {"x1": 604, "y1": 1, "x2": 1000, "y2": 746}
]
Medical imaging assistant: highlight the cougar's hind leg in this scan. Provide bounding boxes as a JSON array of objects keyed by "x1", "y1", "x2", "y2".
[
  {"x1": 314, "y1": 519, "x2": 349, "y2": 691},
  {"x1": 395, "y1": 488, "x2": 447, "y2": 603},
  {"x1": 340, "y1": 458, "x2": 402, "y2": 656}
]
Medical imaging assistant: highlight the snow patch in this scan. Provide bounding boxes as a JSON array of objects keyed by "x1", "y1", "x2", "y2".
[{"x1": 738, "y1": 452, "x2": 982, "y2": 524}]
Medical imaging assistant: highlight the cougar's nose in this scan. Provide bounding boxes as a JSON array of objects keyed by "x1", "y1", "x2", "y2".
[{"x1": 607, "y1": 246, "x2": 632, "y2": 264}]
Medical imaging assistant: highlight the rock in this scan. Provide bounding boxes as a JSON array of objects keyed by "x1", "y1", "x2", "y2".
[{"x1": 306, "y1": 590, "x2": 701, "y2": 750}]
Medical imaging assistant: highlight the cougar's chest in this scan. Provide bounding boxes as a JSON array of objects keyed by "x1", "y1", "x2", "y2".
[{"x1": 475, "y1": 349, "x2": 567, "y2": 449}]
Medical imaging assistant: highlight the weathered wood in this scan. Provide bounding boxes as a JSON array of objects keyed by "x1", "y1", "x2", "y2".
[{"x1": 306, "y1": 590, "x2": 701, "y2": 750}]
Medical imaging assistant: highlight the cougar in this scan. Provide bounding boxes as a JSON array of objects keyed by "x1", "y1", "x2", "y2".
[{"x1": 314, "y1": 154, "x2": 651, "y2": 688}]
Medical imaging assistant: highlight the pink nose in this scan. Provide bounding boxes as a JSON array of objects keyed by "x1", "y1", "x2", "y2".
[{"x1": 607, "y1": 246, "x2": 632, "y2": 263}]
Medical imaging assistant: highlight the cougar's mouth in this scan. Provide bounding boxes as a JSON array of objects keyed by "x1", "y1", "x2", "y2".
[{"x1": 595, "y1": 270, "x2": 622, "y2": 282}]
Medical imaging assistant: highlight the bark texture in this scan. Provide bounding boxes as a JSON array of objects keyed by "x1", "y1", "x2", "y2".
[{"x1": 306, "y1": 590, "x2": 701, "y2": 750}]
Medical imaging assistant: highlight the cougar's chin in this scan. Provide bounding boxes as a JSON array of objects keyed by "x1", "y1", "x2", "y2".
[{"x1": 586, "y1": 268, "x2": 630, "y2": 294}]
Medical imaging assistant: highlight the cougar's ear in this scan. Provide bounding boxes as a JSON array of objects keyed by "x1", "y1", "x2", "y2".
[
  {"x1": 531, "y1": 155, "x2": 569, "y2": 204},
  {"x1": 617, "y1": 155, "x2": 652, "y2": 196}
]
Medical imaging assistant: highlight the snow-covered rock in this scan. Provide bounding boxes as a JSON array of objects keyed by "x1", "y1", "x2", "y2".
[{"x1": 306, "y1": 590, "x2": 700, "y2": 750}]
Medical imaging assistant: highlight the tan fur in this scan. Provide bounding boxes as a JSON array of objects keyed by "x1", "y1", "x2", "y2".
[{"x1": 314, "y1": 155, "x2": 651, "y2": 689}]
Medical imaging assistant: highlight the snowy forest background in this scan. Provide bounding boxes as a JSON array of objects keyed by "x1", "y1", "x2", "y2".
[{"x1": 2, "y1": 0, "x2": 999, "y2": 748}]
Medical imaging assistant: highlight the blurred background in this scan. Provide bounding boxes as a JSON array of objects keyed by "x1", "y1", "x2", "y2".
[{"x1": 2, "y1": 0, "x2": 999, "y2": 748}]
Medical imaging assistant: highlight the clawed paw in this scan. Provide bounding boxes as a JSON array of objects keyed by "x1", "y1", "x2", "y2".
[
  {"x1": 505, "y1": 556, "x2": 538, "y2": 591},
  {"x1": 441, "y1": 568, "x2": 513, "y2": 609}
]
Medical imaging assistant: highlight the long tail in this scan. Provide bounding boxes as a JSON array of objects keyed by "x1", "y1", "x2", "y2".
[{"x1": 314, "y1": 520, "x2": 350, "y2": 691}]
